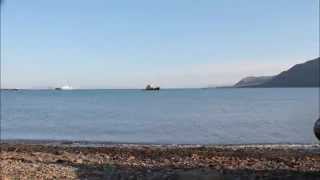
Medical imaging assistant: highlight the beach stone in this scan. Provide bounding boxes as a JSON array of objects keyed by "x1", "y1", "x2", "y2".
[
  {"x1": 128, "y1": 156, "x2": 136, "y2": 161},
  {"x1": 76, "y1": 159, "x2": 83, "y2": 164},
  {"x1": 314, "y1": 118, "x2": 320, "y2": 140}
]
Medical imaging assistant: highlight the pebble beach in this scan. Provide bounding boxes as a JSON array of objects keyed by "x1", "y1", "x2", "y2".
[{"x1": 1, "y1": 141, "x2": 320, "y2": 179}]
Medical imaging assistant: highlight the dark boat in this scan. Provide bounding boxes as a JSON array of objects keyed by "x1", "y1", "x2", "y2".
[{"x1": 145, "y1": 84, "x2": 160, "y2": 91}]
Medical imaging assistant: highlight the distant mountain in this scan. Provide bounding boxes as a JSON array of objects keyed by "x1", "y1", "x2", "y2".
[
  {"x1": 234, "y1": 76, "x2": 273, "y2": 87},
  {"x1": 261, "y1": 57, "x2": 319, "y2": 87},
  {"x1": 234, "y1": 57, "x2": 320, "y2": 87}
]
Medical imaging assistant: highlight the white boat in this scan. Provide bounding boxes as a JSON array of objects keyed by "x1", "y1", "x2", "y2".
[{"x1": 55, "y1": 85, "x2": 73, "y2": 90}]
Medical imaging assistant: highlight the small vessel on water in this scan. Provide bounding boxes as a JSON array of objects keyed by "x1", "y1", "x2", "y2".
[
  {"x1": 145, "y1": 84, "x2": 160, "y2": 91},
  {"x1": 55, "y1": 85, "x2": 73, "y2": 90}
]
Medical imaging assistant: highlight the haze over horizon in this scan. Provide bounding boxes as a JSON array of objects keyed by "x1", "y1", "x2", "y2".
[{"x1": 1, "y1": 0, "x2": 319, "y2": 89}]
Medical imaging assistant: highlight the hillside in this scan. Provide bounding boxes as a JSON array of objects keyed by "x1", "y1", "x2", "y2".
[
  {"x1": 234, "y1": 57, "x2": 320, "y2": 87},
  {"x1": 234, "y1": 76, "x2": 273, "y2": 87}
]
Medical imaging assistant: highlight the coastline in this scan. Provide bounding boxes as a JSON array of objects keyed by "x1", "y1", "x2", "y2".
[
  {"x1": 1, "y1": 140, "x2": 320, "y2": 179},
  {"x1": 2, "y1": 139, "x2": 320, "y2": 149}
]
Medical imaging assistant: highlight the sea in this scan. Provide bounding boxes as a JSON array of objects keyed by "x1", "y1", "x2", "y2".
[{"x1": 1, "y1": 88, "x2": 319, "y2": 145}]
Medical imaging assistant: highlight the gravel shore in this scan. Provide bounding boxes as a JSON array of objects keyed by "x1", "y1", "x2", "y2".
[{"x1": 1, "y1": 141, "x2": 320, "y2": 179}]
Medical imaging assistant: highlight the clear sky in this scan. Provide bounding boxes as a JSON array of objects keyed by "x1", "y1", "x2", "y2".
[{"x1": 1, "y1": 0, "x2": 319, "y2": 89}]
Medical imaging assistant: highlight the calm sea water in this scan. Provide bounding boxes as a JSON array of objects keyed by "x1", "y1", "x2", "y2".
[{"x1": 1, "y1": 88, "x2": 319, "y2": 144}]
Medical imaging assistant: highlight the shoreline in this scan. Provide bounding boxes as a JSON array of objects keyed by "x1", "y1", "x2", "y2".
[
  {"x1": 1, "y1": 141, "x2": 320, "y2": 179},
  {"x1": 2, "y1": 138, "x2": 319, "y2": 147}
]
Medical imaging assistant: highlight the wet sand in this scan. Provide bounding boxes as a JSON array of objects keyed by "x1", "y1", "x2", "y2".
[{"x1": 1, "y1": 140, "x2": 320, "y2": 179}]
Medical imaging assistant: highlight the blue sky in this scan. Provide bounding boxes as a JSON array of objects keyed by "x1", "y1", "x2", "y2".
[{"x1": 1, "y1": 0, "x2": 319, "y2": 88}]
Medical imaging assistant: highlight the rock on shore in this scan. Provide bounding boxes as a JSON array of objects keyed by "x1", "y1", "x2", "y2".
[{"x1": 314, "y1": 118, "x2": 320, "y2": 140}]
